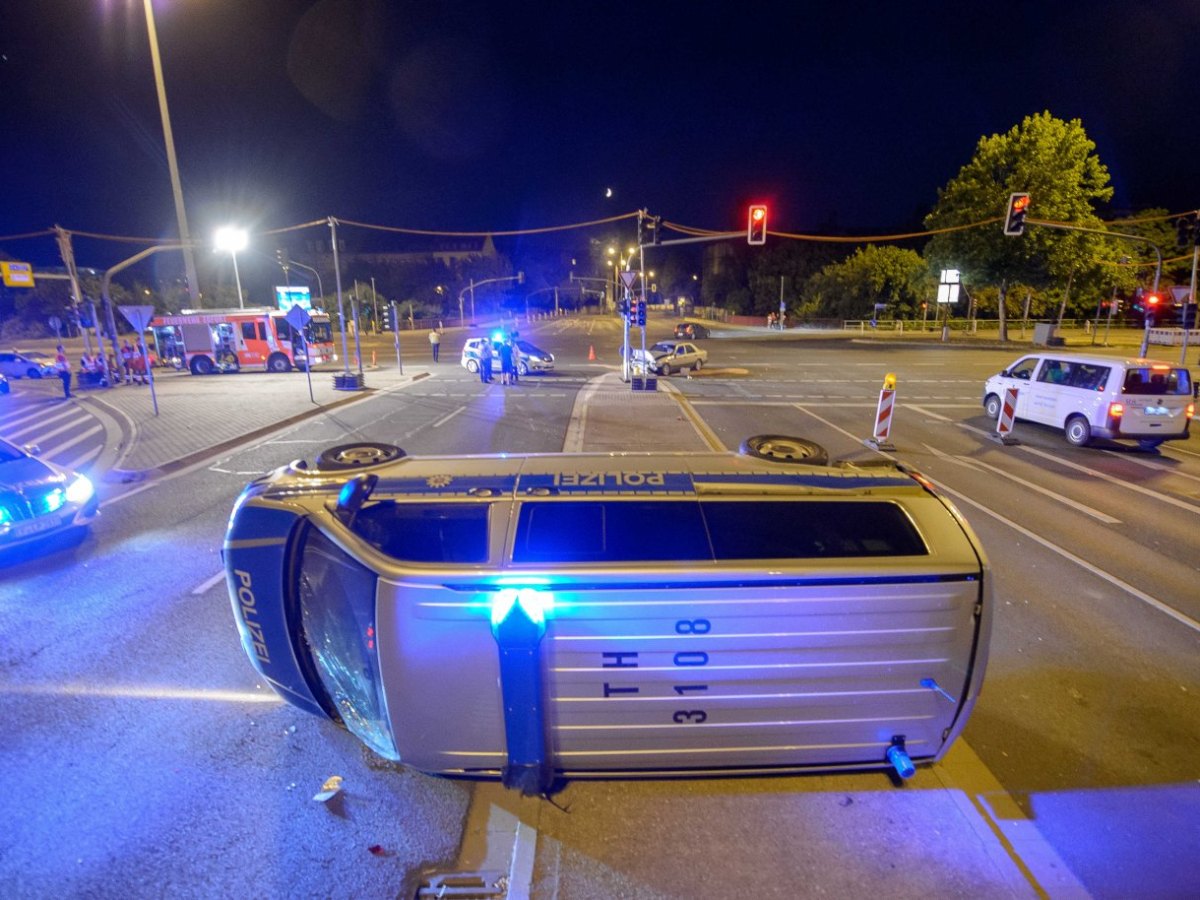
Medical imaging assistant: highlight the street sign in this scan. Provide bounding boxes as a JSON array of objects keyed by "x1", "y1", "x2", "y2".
[
  {"x1": 119, "y1": 304, "x2": 156, "y2": 333},
  {"x1": 285, "y1": 304, "x2": 312, "y2": 331},
  {"x1": 1, "y1": 261, "x2": 34, "y2": 287},
  {"x1": 620, "y1": 271, "x2": 637, "y2": 290}
]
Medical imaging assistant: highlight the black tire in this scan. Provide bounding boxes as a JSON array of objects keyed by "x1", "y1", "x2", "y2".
[
  {"x1": 1137, "y1": 438, "x2": 1164, "y2": 451},
  {"x1": 984, "y1": 393, "x2": 1002, "y2": 419},
  {"x1": 190, "y1": 356, "x2": 214, "y2": 376},
  {"x1": 466, "y1": 358, "x2": 479, "y2": 373},
  {"x1": 267, "y1": 353, "x2": 292, "y2": 373},
  {"x1": 659, "y1": 363, "x2": 672, "y2": 376},
  {"x1": 518, "y1": 360, "x2": 529, "y2": 376},
  {"x1": 316, "y1": 442, "x2": 406, "y2": 471},
  {"x1": 1064, "y1": 416, "x2": 1092, "y2": 447},
  {"x1": 739, "y1": 434, "x2": 830, "y2": 465},
  {"x1": 691, "y1": 359, "x2": 703, "y2": 371}
]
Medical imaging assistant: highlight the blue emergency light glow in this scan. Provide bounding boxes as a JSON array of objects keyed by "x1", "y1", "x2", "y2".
[
  {"x1": 42, "y1": 487, "x2": 66, "y2": 515},
  {"x1": 887, "y1": 740, "x2": 916, "y2": 779},
  {"x1": 490, "y1": 588, "x2": 555, "y2": 629}
]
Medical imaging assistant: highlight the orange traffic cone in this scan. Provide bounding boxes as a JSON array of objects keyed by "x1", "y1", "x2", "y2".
[
  {"x1": 371, "y1": 349, "x2": 377, "y2": 367},
  {"x1": 588, "y1": 345, "x2": 596, "y2": 361}
]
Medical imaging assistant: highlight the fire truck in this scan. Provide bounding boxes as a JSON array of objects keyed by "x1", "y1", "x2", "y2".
[{"x1": 148, "y1": 308, "x2": 336, "y2": 375}]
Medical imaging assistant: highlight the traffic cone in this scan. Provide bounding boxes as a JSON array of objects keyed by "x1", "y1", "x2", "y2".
[
  {"x1": 371, "y1": 349, "x2": 377, "y2": 367},
  {"x1": 588, "y1": 345, "x2": 596, "y2": 361}
]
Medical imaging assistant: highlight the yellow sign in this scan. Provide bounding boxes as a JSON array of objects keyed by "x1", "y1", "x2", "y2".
[{"x1": 1, "y1": 261, "x2": 34, "y2": 288}]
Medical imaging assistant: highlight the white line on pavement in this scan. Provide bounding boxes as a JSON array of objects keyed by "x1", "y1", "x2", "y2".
[
  {"x1": 192, "y1": 570, "x2": 227, "y2": 595},
  {"x1": 432, "y1": 405, "x2": 468, "y2": 428},
  {"x1": 922, "y1": 443, "x2": 1122, "y2": 524}
]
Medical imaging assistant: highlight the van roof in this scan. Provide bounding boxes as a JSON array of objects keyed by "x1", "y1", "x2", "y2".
[{"x1": 1019, "y1": 352, "x2": 1186, "y2": 369}]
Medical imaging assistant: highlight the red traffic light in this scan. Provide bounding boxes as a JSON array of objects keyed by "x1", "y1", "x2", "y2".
[
  {"x1": 748, "y1": 204, "x2": 768, "y2": 245},
  {"x1": 1146, "y1": 294, "x2": 1160, "y2": 306},
  {"x1": 1012, "y1": 195, "x2": 1030, "y2": 212}
]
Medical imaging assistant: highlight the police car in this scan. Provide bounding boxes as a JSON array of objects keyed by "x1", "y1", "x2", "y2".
[
  {"x1": 225, "y1": 437, "x2": 991, "y2": 794},
  {"x1": 0, "y1": 437, "x2": 98, "y2": 556}
]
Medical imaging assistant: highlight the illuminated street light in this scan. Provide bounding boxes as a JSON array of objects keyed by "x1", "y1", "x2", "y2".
[{"x1": 214, "y1": 227, "x2": 248, "y2": 309}]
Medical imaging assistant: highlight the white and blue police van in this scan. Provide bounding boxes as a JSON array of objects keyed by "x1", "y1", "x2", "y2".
[{"x1": 224, "y1": 437, "x2": 991, "y2": 794}]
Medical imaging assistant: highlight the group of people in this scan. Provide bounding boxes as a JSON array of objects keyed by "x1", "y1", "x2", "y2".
[
  {"x1": 53, "y1": 339, "x2": 149, "y2": 398},
  {"x1": 475, "y1": 335, "x2": 522, "y2": 386}
]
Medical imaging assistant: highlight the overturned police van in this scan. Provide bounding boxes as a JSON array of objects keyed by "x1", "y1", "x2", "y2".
[{"x1": 224, "y1": 436, "x2": 991, "y2": 794}]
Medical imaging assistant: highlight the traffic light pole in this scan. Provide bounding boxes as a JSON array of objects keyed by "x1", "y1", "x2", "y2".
[{"x1": 1183, "y1": 242, "x2": 1198, "y2": 365}]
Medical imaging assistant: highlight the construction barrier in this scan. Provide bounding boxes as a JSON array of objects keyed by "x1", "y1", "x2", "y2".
[
  {"x1": 989, "y1": 386, "x2": 1020, "y2": 445},
  {"x1": 864, "y1": 373, "x2": 897, "y2": 451}
]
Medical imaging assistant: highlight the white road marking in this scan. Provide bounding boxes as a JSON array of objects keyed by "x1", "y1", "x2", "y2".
[
  {"x1": 192, "y1": 570, "x2": 227, "y2": 595},
  {"x1": 432, "y1": 404, "x2": 468, "y2": 428},
  {"x1": 923, "y1": 443, "x2": 1122, "y2": 524}
]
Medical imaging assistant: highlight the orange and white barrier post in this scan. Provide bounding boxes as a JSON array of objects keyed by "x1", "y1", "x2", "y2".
[
  {"x1": 864, "y1": 373, "x2": 897, "y2": 451},
  {"x1": 989, "y1": 386, "x2": 1020, "y2": 445}
]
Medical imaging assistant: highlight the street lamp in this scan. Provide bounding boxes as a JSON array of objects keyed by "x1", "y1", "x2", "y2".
[
  {"x1": 139, "y1": 0, "x2": 201, "y2": 305},
  {"x1": 214, "y1": 227, "x2": 248, "y2": 309}
]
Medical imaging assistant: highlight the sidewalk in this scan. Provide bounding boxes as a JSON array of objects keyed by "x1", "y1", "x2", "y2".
[{"x1": 76, "y1": 364, "x2": 430, "y2": 480}]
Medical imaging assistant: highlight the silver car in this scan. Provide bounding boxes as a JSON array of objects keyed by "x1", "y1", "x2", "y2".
[{"x1": 0, "y1": 350, "x2": 58, "y2": 379}]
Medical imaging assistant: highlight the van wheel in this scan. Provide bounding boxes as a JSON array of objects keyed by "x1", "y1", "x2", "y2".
[
  {"x1": 267, "y1": 353, "x2": 292, "y2": 373},
  {"x1": 466, "y1": 358, "x2": 479, "y2": 373},
  {"x1": 984, "y1": 393, "x2": 1002, "y2": 418},
  {"x1": 1064, "y1": 416, "x2": 1092, "y2": 447},
  {"x1": 740, "y1": 434, "x2": 829, "y2": 466},
  {"x1": 1137, "y1": 438, "x2": 1164, "y2": 451},
  {"x1": 316, "y1": 443, "x2": 406, "y2": 471},
  {"x1": 190, "y1": 356, "x2": 214, "y2": 376}
]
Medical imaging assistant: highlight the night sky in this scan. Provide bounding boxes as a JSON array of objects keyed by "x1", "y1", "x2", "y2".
[{"x1": 4, "y1": 0, "x2": 1200, "y2": 272}]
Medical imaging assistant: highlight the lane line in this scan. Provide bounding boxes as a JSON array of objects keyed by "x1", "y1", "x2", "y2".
[
  {"x1": 923, "y1": 443, "x2": 1121, "y2": 524},
  {"x1": 432, "y1": 405, "x2": 468, "y2": 428},
  {"x1": 43, "y1": 424, "x2": 104, "y2": 462},
  {"x1": 908, "y1": 405, "x2": 1200, "y2": 517},
  {"x1": 793, "y1": 404, "x2": 1199, "y2": 632},
  {"x1": 192, "y1": 570, "x2": 227, "y2": 595}
]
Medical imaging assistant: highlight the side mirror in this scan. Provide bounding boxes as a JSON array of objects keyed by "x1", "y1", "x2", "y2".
[{"x1": 999, "y1": 369, "x2": 1010, "y2": 378}]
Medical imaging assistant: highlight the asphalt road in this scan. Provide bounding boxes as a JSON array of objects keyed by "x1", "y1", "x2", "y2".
[{"x1": 2, "y1": 317, "x2": 1197, "y2": 899}]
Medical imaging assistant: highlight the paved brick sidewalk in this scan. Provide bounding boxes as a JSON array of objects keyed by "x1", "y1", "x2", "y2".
[{"x1": 76, "y1": 364, "x2": 429, "y2": 478}]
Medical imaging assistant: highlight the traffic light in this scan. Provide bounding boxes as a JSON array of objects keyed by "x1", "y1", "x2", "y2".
[
  {"x1": 385, "y1": 304, "x2": 398, "y2": 331},
  {"x1": 748, "y1": 205, "x2": 768, "y2": 245},
  {"x1": 638, "y1": 214, "x2": 662, "y2": 246},
  {"x1": 1003, "y1": 193, "x2": 1031, "y2": 236},
  {"x1": 636, "y1": 299, "x2": 647, "y2": 326},
  {"x1": 1144, "y1": 293, "x2": 1160, "y2": 327},
  {"x1": 618, "y1": 297, "x2": 630, "y2": 318}
]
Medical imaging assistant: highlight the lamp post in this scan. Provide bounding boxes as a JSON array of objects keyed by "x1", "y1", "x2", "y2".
[
  {"x1": 214, "y1": 227, "x2": 248, "y2": 309},
  {"x1": 140, "y1": 0, "x2": 201, "y2": 305}
]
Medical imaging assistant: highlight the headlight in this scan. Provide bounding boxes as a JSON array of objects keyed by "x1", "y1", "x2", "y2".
[{"x1": 66, "y1": 474, "x2": 94, "y2": 505}]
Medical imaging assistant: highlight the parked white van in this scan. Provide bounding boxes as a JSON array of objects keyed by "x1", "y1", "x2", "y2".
[{"x1": 983, "y1": 353, "x2": 1195, "y2": 449}]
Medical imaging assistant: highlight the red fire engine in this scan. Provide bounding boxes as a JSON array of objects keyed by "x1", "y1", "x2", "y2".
[{"x1": 148, "y1": 308, "x2": 336, "y2": 375}]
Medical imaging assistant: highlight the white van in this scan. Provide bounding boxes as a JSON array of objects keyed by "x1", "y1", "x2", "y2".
[{"x1": 983, "y1": 353, "x2": 1195, "y2": 449}]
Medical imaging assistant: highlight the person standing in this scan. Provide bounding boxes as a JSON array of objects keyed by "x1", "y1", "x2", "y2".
[
  {"x1": 55, "y1": 344, "x2": 72, "y2": 398},
  {"x1": 428, "y1": 328, "x2": 441, "y2": 362},
  {"x1": 478, "y1": 338, "x2": 492, "y2": 383},
  {"x1": 497, "y1": 338, "x2": 514, "y2": 386}
]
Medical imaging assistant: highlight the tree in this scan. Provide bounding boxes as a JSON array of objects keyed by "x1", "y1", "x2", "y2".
[
  {"x1": 924, "y1": 111, "x2": 1114, "y2": 340},
  {"x1": 804, "y1": 245, "x2": 933, "y2": 321}
]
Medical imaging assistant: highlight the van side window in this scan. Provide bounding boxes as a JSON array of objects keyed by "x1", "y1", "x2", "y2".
[
  {"x1": 1008, "y1": 359, "x2": 1037, "y2": 380},
  {"x1": 1037, "y1": 360, "x2": 1072, "y2": 385},
  {"x1": 512, "y1": 500, "x2": 929, "y2": 563},
  {"x1": 1069, "y1": 364, "x2": 1110, "y2": 391},
  {"x1": 701, "y1": 501, "x2": 927, "y2": 559},
  {"x1": 349, "y1": 502, "x2": 489, "y2": 563},
  {"x1": 513, "y1": 501, "x2": 710, "y2": 563}
]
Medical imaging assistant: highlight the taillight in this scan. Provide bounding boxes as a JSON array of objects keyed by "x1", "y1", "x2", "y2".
[
  {"x1": 1109, "y1": 402, "x2": 1124, "y2": 419},
  {"x1": 1187, "y1": 402, "x2": 1195, "y2": 419}
]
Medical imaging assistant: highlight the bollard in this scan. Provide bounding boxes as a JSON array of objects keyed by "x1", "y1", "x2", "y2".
[
  {"x1": 864, "y1": 373, "x2": 897, "y2": 451},
  {"x1": 989, "y1": 386, "x2": 1020, "y2": 445}
]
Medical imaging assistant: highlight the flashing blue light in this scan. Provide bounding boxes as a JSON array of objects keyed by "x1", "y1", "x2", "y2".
[
  {"x1": 0, "y1": 505, "x2": 12, "y2": 527},
  {"x1": 490, "y1": 588, "x2": 555, "y2": 629},
  {"x1": 65, "y1": 474, "x2": 94, "y2": 505},
  {"x1": 43, "y1": 487, "x2": 66, "y2": 514},
  {"x1": 337, "y1": 481, "x2": 357, "y2": 507},
  {"x1": 887, "y1": 742, "x2": 916, "y2": 779}
]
